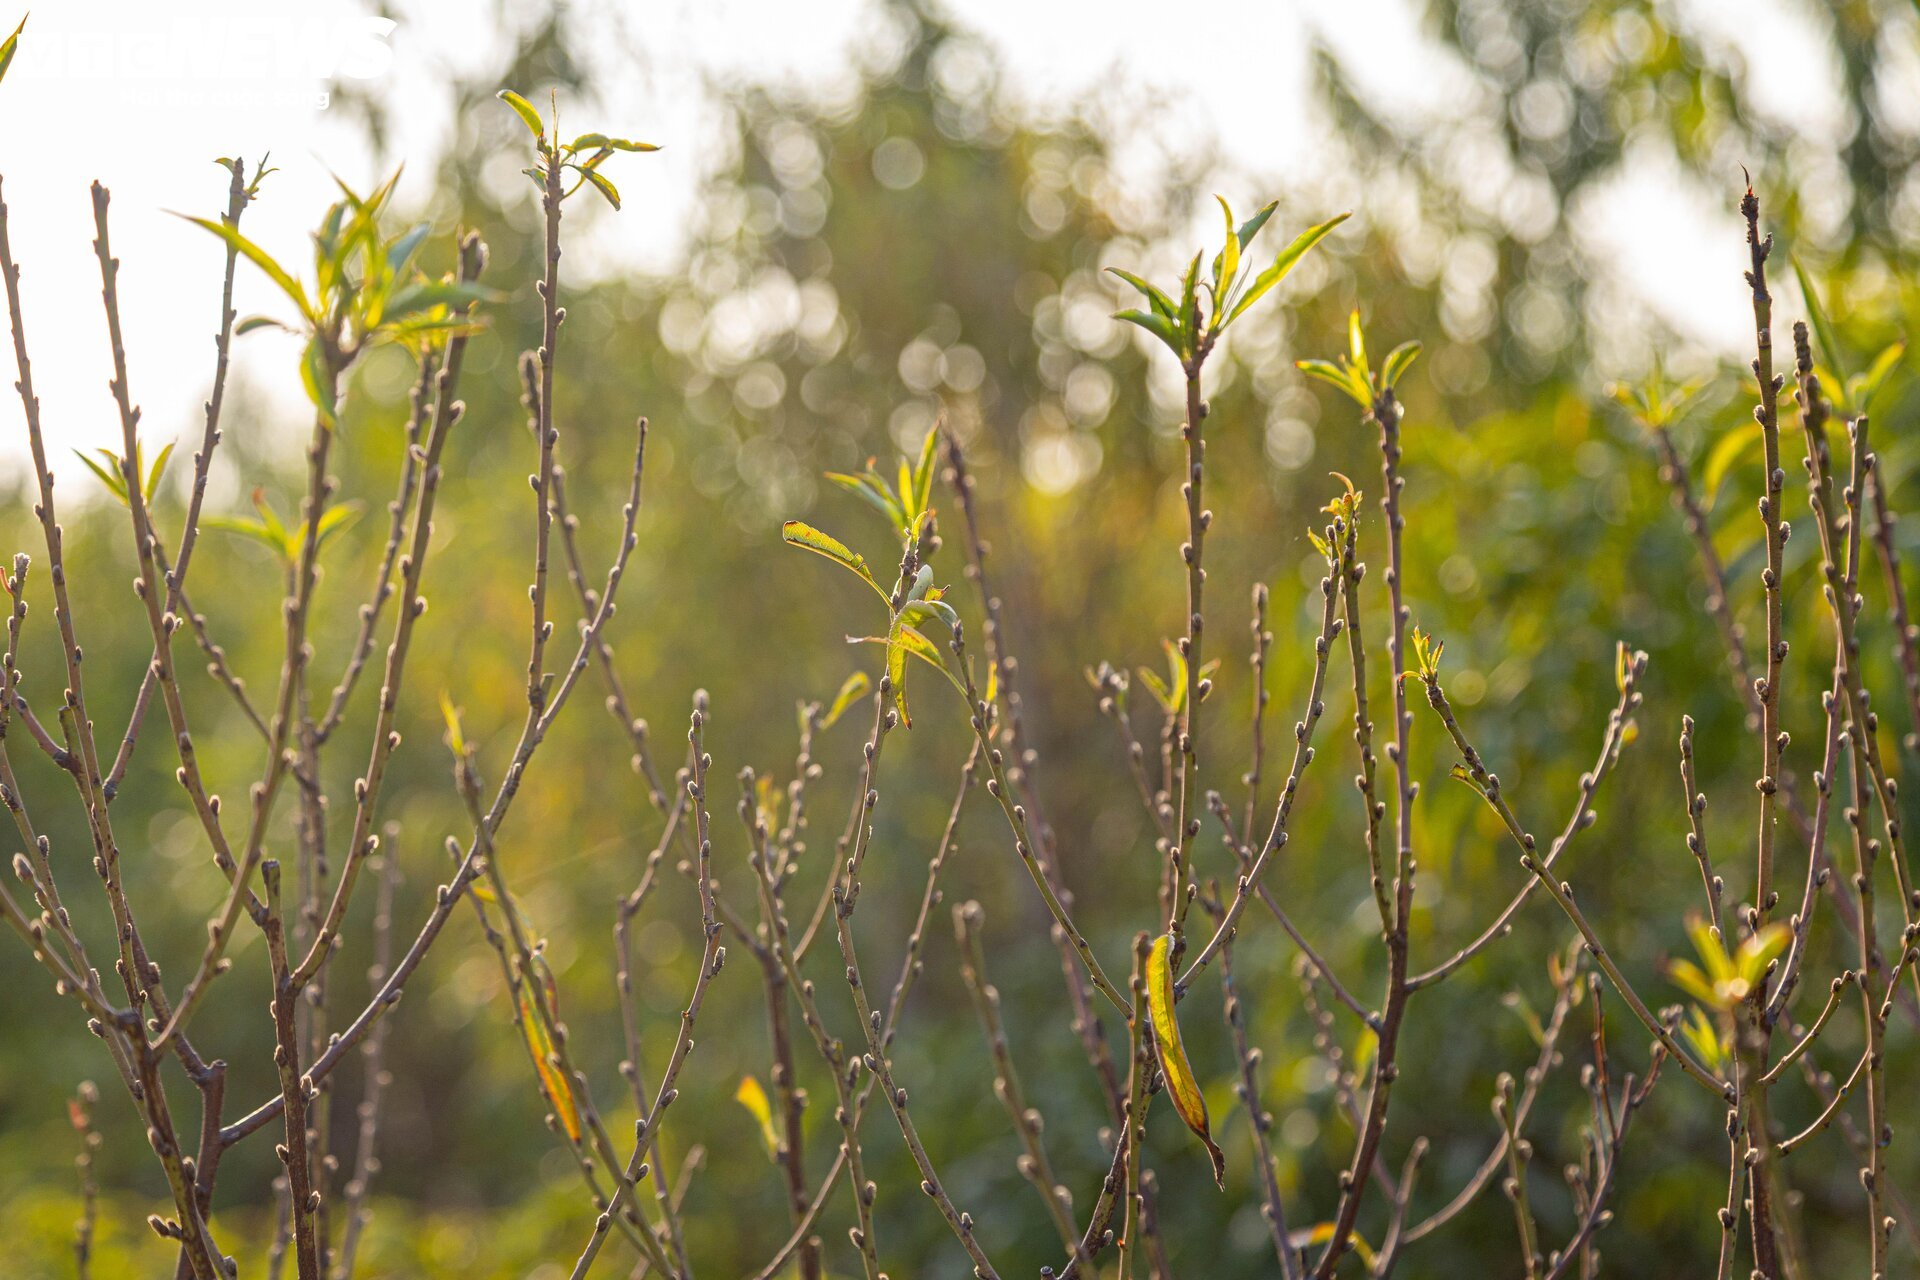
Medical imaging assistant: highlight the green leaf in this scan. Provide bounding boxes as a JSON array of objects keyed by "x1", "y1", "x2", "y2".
[
  {"x1": 847, "y1": 622, "x2": 960, "y2": 726},
  {"x1": 381, "y1": 278, "x2": 497, "y2": 322},
  {"x1": 1107, "y1": 268, "x2": 1176, "y2": 321},
  {"x1": 1214, "y1": 195, "x2": 1240, "y2": 298},
  {"x1": 911, "y1": 422, "x2": 940, "y2": 521},
  {"x1": 235, "y1": 314, "x2": 294, "y2": 336},
  {"x1": 1225, "y1": 211, "x2": 1349, "y2": 327},
  {"x1": 1176, "y1": 249, "x2": 1202, "y2": 348},
  {"x1": 73, "y1": 449, "x2": 128, "y2": 505},
  {"x1": 1146, "y1": 933, "x2": 1226, "y2": 1188},
  {"x1": 497, "y1": 89, "x2": 546, "y2": 142},
  {"x1": 301, "y1": 335, "x2": 337, "y2": 427},
  {"x1": 1855, "y1": 341, "x2": 1905, "y2": 415},
  {"x1": 781, "y1": 520, "x2": 890, "y2": 605},
  {"x1": 581, "y1": 166, "x2": 621, "y2": 211},
  {"x1": 385, "y1": 222, "x2": 432, "y2": 278},
  {"x1": 175, "y1": 214, "x2": 313, "y2": 325},
  {"x1": 1347, "y1": 309, "x2": 1369, "y2": 373},
  {"x1": 0, "y1": 13, "x2": 25, "y2": 87},
  {"x1": 825, "y1": 470, "x2": 908, "y2": 530},
  {"x1": 295, "y1": 500, "x2": 364, "y2": 556},
  {"x1": 203, "y1": 514, "x2": 289, "y2": 560},
  {"x1": 1295, "y1": 358, "x2": 1371, "y2": 408},
  {"x1": 1667, "y1": 958, "x2": 1721, "y2": 1009},
  {"x1": 886, "y1": 611, "x2": 914, "y2": 726},
  {"x1": 1114, "y1": 307, "x2": 1183, "y2": 355},
  {"x1": 1380, "y1": 341, "x2": 1422, "y2": 391},
  {"x1": 145, "y1": 441, "x2": 175, "y2": 504},
  {"x1": 820, "y1": 671, "x2": 872, "y2": 730},
  {"x1": 898, "y1": 596, "x2": 958, "y2": 632},
  {"x1": 1791, "y1": 255, "x2": 1849, "y2": 390},
  {"x1": 1701, "y1": 421, "x2": 1764, "y2": 508},
  {"x1": 1235, "y1": 200, "x2": 1278, "y2": 253},
  {"x1": 1135, "y1": 664, "x2": 1174, "y2": 713}
]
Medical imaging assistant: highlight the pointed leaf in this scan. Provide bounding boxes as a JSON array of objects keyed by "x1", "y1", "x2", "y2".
[
  {"x1": 825, "y1": 471, "x2": 907, "y2": 529},
  {"x1": 301, "y1": 336, "x2": 337, "y2": 427},
  {"x1": 0, "y1": 13, "x2": 26, "y2": 87},
  {"x1": 1289, "y1": 1223, "x2": 1377, "y2": 1270},
  {"x1": 912, "y1": 423, "x2": 939, "y2": 521},
  {"x1": 1235, "y1": 200, "x2": 1278, "y2": 253},
  {"x1": 145, "y1": 441, "x2": 176, "y2": 504},
  {"x1": 1791, "y1": 255, "x2": 1848, "y2": 390},
  {"x1": 382, "y1": 278, "x2": 498, "y2": 322},
  {"x1": 1146, "y1": 933, "x2": 1225, "y2": 1187},
  {"x1": 1857, "y1": 341, "x2": 1904, "y2": 414},
  {"x1": 581, "y1": 166, "x2": 621, "y2": 211},
  {"x1": 202, "y1": 514, "x2": 288, "y2": 560},
  {"x1": 497, "y1": 89, "x2": 546, "y2": 141},
  {"x1": 782, "y1": 520, "x2": 890, "y2": 605},
  {"x1": 1701, "y1": 421, "x2": 1765, "y2": 508},
  {"x1": 235, "y1": 315, "x2": 293, "y2": 338},
  {"x1": 1107, "y1": 268, "x2": 1176, "y2": 321},
  {"x1": 1114, "y1": 307, "x2": 1183, "y2": 355},
  {"x1": 821, "y1": 671, "x2": 872, "y2": 730},
  {"x1": 518, "y1": 989, "x2": 581, "y2": 1142},
  {"x1": 439, "y1": 690, "x2": 467, "y2": 754},
  {"x1": 1380, "y1": 341, "x2": 1422, "y2": 391},
  {"x1": 1135, "y1": 665, "x2": 1174, "y2": 712},
  {"x1": 1295, "y1": 358, "x2": 1371, "y2": 407},
  {"x1": 1226, "y1": 211, "x2": 1350, "y2": 326},
  {"x1": 73, "y1": 449, "x2": 128, "y2": 505},
  {"x1": 584, "y1": 136, "x2": 659, "y2": 153},
  {"x1": 176, "y1": 214, "x2": 313, "y2": 325},
  {"x1": 734, "y1": 1075, "x2": 782, "y2": 1160},
  {"x1": 1214, "y1": 195, "x2": 1240, "y2": 297},
  {"x1": 1176, "y1": 250, "x2": 1202, "y2": 349}
]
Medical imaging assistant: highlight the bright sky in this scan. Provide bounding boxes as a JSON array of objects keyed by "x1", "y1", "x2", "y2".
[{"x1": 0, "y1": 0, "x2": 1852, "y2": 471}]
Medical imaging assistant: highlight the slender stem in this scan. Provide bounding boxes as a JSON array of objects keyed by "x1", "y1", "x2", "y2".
[
  {"x1": 943, "y1": 427, "x2": 1128, "y2": 1117},
  {"x1": 332, "y1": 840, "x2": 399, "y2": 1280},
  {"x1": 572, "y1": 699, "x2": 724, "y2": 1280},
  {"x1": 1218, "y1": 935, "x2": 1298, "y2": 1278},
  {"x1": 1118, "y1": 934, "x2": 1153, "y2": 1280},
  {"x1": 104, "y1": 158, "x2": 251, "y2": 798},
  {"x1": 1166, "y1": 362, "x2": 1211, "y2": 954},
  {"x1": 955, "y1": 900, "x2": 1085, "y2": 1264},
  {"x1": 1179, "y1": 520, "x2": 1344, "y2": 990}
]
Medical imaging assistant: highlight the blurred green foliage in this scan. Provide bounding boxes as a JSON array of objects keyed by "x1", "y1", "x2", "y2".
[{"x1": 4, "y1": 1, "x2": 1920, "y2": 1276}]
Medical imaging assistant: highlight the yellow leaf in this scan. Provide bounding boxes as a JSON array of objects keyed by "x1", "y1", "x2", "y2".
[
  {"x1": 1146, "y1": 933, "x2": 1225, "y2": 1187},
  {"x1": 519, "y1": 990, "x2": 580, "y2": 1142},
  {"x1": 1291, "y1": 1222, "x2": 1377, "y2": 1269},
  {"x1": 1216, "y1": 195, "x2": 1240, "y2": 297},
  {"x1": 735, "y1": 1075, "x2": 781, "y2": 1161},
  {"x1": 821, "y1": 670, "x2": 871, "y2": 730},
  {"x1": 439, "y1": 690, "x2": 465, "y2": 754}
]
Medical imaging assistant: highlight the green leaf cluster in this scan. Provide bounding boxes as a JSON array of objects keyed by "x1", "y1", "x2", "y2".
[
  {"x1": 497, "y1": 88, "x2": 660, "y2": 213},
  {"x1": 823, "y1": 422, "x2": 940, "y2": 539},
  {"x1": 1297, "y1": 310, "x2": 1421, "y2": 409},
  {"x1": 179, "y1": 170, "x2": 494, "y2": 428},
  {"x1": 1110, "y1": 201, "x2": 1348, "y2": 366},
  {"x1": 203, "y1": 488, "x2": 362, "y2": 564},
  {"x1": 781, "y1": 424, "x2": 968, "y2": 728},
  {"x1": 72, "y1": 440, "x2": 173, "y2": 510}
]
